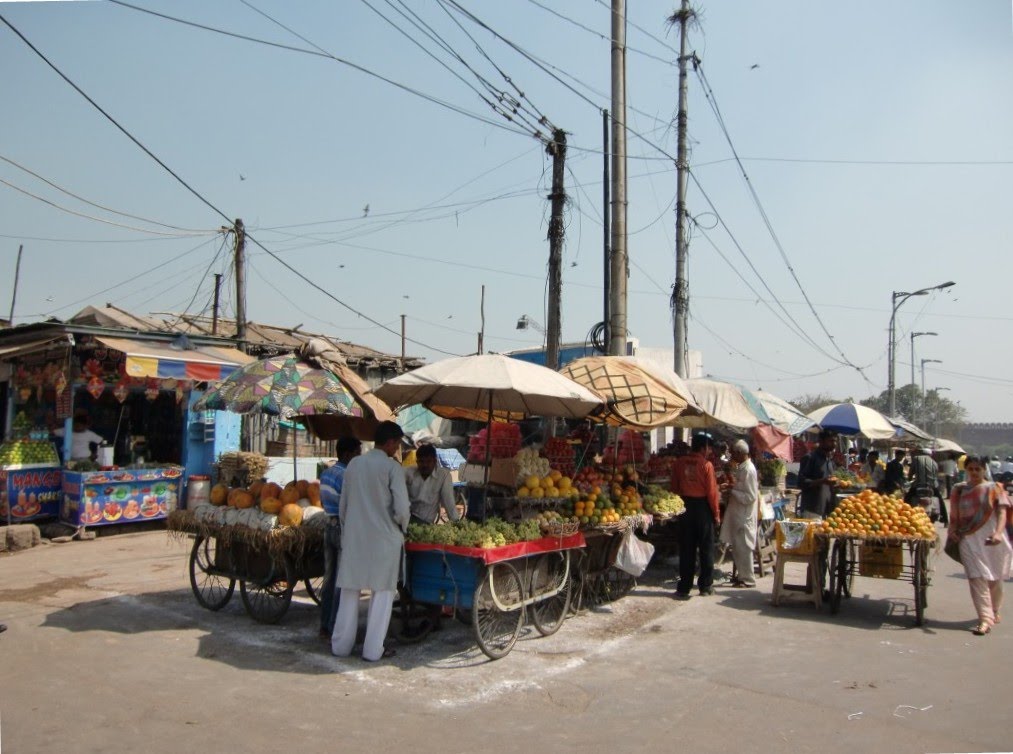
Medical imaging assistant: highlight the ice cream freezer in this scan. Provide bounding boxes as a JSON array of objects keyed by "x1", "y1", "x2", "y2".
[
  {"x1": 61, "y1": 466, "x2": 182, "y2": 527},
  {"x1": 0, "y1": 463, "x2": 63, "y2": 524}
]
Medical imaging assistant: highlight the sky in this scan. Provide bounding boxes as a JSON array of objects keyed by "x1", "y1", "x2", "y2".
[{"x1": 1, "y1": 1, "x2": 1011, "y2": 422}]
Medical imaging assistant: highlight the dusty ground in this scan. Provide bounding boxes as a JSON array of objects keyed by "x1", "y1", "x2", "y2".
[{"x1": 1, "y1": 527, "x2": 1011, "y2": 753}]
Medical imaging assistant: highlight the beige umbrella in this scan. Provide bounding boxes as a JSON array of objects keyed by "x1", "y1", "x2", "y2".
[{"x1": 559, "y1": 356, "x2": 701, "y2": 429}]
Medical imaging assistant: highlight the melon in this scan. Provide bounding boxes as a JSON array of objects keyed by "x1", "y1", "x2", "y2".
[
  {"x1": 278, "y1": 503, "x2": 303, "y2": 527},
  {"x1": 280, "y1": 484, "x2": 300, "y2": 506},
  {"x1": 248, "y1": 480, "x2": 265, "y2": 499},
  {"x1": 231, "y1": 489, "x2": 256, "y2": 509},
  {"x1": 295, "y1": 479, "x2": 309, "y2": 498},
  {"x1": 306, "y1": 481, "x2": 321, "y2": 507},
  {"x1": 210, "y1": 483, "x2": 229, "y2": 506},
  {"x1": 260, "y1": 496, "x2": 283, "y2": 515},
  {"x1": 260, "y1": 482, "x2": 282, "y2": 502}
]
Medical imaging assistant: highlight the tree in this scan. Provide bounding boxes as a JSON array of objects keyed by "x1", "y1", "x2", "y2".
[
  {"x1": 789, "y1": 392, "x2": 851, "y2": 416},
  {"x1": 860, "y1": 384, "x2": 966, "y2": 434}
]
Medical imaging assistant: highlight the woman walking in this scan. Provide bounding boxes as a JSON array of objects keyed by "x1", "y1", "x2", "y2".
[{"x1": 948, "y1": 456, "x2": 1013, "y2": 635}]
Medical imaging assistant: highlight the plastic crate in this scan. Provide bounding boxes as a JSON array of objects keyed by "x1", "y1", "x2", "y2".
[
  {"x1": 775, "y1": 519, "x2": 817, "y2": 556},
  {"x1": 408, "y1": 551, "x2": 481, "y2": 609},
  {"x1": 858, "y1": 543, "x2": 903, "y2": 579}
]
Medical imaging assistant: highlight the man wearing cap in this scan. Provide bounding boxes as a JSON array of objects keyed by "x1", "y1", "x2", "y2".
[
  {"x1": 331, "y1": 421, "x2": 411, "y2": 662},
  {"x1": 670, "y1": 433, "x2": 721, "y2": 599},
  {"x1": 720, "y1": 439, "x2": 760, "y2": 588},
  {"x1": 798, "y1": 430, "x2": 838, "y2": 519}
]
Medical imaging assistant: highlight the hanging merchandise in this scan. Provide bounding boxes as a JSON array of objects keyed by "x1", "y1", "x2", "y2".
[
  {"x1": 113, "y1": 380, "x2": 130, "y2": 404},
  {"x1": 17, "y1": 386, "x2": 31, "y2": 402},
  {"x1": 54, "y1": 370, "x2": 67, "y2": 396},
  {"x1": 175, "y1": 382, "x2": 185, "y2": 404},
  {"x1": 56, "y1": 387, "x2": 72, "y2": 419},
  {"x1": 86, "y1": 375, "x2": 105, "y2": 399},
  {"x1": 145, "y1": 379, "x2": 160, "y2": 401}
]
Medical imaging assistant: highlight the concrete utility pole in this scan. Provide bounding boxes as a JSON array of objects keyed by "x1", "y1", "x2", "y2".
[
  {"x1": 608, "y1": 0, "x2": 628, "y2": 357},
  {"x1": 8, "y1": 244, "x2": 23, "y2": 325},
  {"x1": 602, "y1": 109, "x2": 611, "y2": 351},
  {"x1": 478, "y1": 284, "x2": 485, "y2": 355},
  {"x1": 400, "y1": 314, "x2": 406, "y2": 368},
  {"x1": 672, "y1": 0, "x2": 694, "y2": 377},
  {"x1": 233, "y1": 219, "x2": 247, "y2": 353},
  {"x1": 546, "y1": 128, "x2": 567, "y2": 371}
]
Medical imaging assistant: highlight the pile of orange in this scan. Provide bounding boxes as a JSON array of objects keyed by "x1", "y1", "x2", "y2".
[{"x1": 820, "y1": 489, "x2": 935, "y2": 540}]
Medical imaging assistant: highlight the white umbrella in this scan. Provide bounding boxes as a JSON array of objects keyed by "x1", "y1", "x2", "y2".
[
  {"x1": 888, "y1": 417, "x2": 934, "y2": 443},
  {"x1": 372, "y1": 353, "x2": 603, "y2": 420},
  {"x1": 675, "y1": 378, "x2": 769, "y2": 430},
  {"x1": 931, "y1": 437, "x2": 965, "y2": 454},
  {"x1": 754, "y1": 389, "x2": 816, "y2": 436},
  {"x1": 808, "y1": 402, "x2": 897, "y2": 440}
]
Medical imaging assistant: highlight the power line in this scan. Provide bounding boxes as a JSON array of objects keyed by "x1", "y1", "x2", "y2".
[
  {"x1": 693, "y1": 62, "x2": 869, "y2": 384},
  {"x1": 1, "y1": 12, "x2": 460, "y2": 357},
  {"x1": 695, "y1": 156, "x2": 1013, "y2": 168},
  {"x1": 106, "y1": 0, "x2": 534, "y2": 139},
  {"x1": 0, "y1": 153, "x2": 216, "y2": 233}
]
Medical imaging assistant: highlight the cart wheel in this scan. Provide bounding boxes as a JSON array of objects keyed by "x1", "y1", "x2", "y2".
[
  {"x1": 600, "y1": 566, "x2": 635, "y2": 603},
  {"x1": 304, "y1": 576, "x2": 324, "y2": 605},
  {"x1": 473, "y1": 561, "x2": 525, "y2": 660},
  {"x1": 914, "y1": 544, "x2": 927, "y2": 626},
  {"x1": 530, "y1": 552, "x2": 571, "y2": 637},
  {"x1": 829, "y1": 540, "x2": 845, "y2": 614},
  {"x1": 189, "y1": 536, "x2": 235, "y2": 611},
  {"x1": 842, "y1": 541, "x2": 855, "y2": 598},
  {"x1": 240, "y1": 555, "x2": 295, "y2": 624}
]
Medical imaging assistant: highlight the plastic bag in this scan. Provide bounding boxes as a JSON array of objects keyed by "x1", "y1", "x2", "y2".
[{"x1": 615, "y1": 530, "x2": 655, "y2": 577}]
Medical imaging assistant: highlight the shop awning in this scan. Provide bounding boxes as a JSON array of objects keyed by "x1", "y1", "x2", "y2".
[
  {"x1": 0, "y1": 334, "x2": 74, "y2": 360},
  {"x1": 96, "y1": 335, "x2": 255, "y2": 380}
]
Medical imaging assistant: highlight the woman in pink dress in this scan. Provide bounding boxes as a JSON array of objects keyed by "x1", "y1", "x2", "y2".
[{"x1": 949, "y1": 456, "x2": 1013, "y2": 635}]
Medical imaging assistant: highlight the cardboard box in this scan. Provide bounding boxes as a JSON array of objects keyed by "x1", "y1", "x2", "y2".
[
  {"x1": 459, "y1": 459, "x2": 518, "y2": 488},
  {"x1": 859, "y1": 543, "x2": 903, "y2": 579}
]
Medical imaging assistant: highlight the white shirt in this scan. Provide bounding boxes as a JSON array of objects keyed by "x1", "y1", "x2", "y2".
[
  {"x1": 404, "y1": 465, "x2": 460, "y2": 523},
  {"x1": 54, "y1": 428, "x2": 105, "y2": 461}
]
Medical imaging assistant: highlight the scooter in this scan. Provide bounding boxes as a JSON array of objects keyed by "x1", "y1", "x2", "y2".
[{"x1": 909, "y1": 485, "x2": 941, "y2": 523}]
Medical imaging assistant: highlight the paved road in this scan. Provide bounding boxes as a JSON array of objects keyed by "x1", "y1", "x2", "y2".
[{"x1": 1, "y1": 527, "x2": 1010, "y2": 753}]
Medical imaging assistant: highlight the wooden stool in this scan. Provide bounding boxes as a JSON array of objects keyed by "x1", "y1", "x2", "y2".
[
  {"x1": 771, "y1": 550, "x2": 822, "y2": 609},
  {"x1": 754, "y1": 536, "x2": 775, "y2": 578}
]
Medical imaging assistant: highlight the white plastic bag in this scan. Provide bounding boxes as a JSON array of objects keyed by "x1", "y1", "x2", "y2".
[{"x1": 615, "y1": 530, "x2": 655, "y2": 577}]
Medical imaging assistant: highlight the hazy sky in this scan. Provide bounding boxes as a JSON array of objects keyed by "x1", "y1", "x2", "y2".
[{"x1": 2, "y1": 1, "x2": 1011, "y2": 421}]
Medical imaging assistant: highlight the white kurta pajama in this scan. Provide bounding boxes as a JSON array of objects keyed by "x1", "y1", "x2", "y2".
[
  {"x1": 331, "y1": 448, "x2": 411, "y2": 661},
  {"x1": 720, "y1": 458, "x2": 759, "y2": 585}
]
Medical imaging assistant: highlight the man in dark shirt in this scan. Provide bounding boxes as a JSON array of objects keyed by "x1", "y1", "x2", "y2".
[
  {"x1": 670, "y1": 433, "x2": 721, "y2": 599},
  {"x1": 881, "y1": 449, "x2": 907, "y2": 495},
  {"x1": 798, "y1": 430, "x2": 837, "y2": 518}
]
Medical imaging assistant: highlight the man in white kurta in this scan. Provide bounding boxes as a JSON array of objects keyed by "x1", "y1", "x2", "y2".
[
  {"x1": 720, "y1": 439, "x2": 759, "y2": 587},
  {"x1": 331, "y1": 422, "x2": 411, "y2": 662}
]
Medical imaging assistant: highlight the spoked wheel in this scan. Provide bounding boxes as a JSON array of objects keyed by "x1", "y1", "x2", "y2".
[
  {"x1": 829, "y1": 540, "x2": 847, "y2": 614},
  {"x1": 304, "y1": 576, "x2": 324, "y2": 605},
  {"x1": 600, "y1": 566, "x2": 636, "y2": 603},
  {"x1": 240, "y1": 555, "x2": 296, "y2": 624},
  {"x1": 530, "y1": 552, "x2": 571, "y2": 637},
  {"x1": 473, "y1": 561, "x2": 525, "y2": 660},
  {"x1": 913, "y1": 543, "x2": 928, "y2": 626},
  {"x1": 189, "y1": 536, "x2": 235, "y2": 611}
]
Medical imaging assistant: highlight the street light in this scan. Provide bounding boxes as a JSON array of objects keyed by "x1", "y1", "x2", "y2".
[
  {"x1": 909, "y1": 331, "x2": 937, "y2": 389},
  {"x1": 888, "y1": 281, "x2": 955, "y2": 416},
  {"x1": 921, "y1": 358, "x2": 942, "y2": 397},
  {"x1": 515, "y1": 314, "x2": 546, "y2": 335}
]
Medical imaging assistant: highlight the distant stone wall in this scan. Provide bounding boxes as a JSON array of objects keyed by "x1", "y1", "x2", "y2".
[{"x1": 959, "y1": 423, "x2": 1013, "y2": 451}]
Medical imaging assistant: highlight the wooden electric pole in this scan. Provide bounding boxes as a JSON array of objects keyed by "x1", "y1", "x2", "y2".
[
  {"x1": 477, "y1": 284, "x2": 485, "y2": 355},
  {"x1": 546, "y1": 128, "x2": 567, "y2": 371},
  {"x1": 211, "y1": 273, "x2": 222, "y2": 335},
  {"x1": 608, "y1": 0, "x2": 628, "y2": 357},
  {"x1": 672, "y1": 0, "x2": 695, "y2": 377},
  {"x1": 233, "y1": 219, "x2": 247, "y2": 353},
  {"x1": 8, "y1": 244, "x2": 23, "y2": 325}
]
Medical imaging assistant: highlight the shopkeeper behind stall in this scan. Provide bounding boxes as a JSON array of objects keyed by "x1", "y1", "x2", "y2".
[
  {"x1": 52, "y1": 411, "x2": 106, "y2": 462},
  {"x1": 405, "y1": 444, "x2": 460, "y2": 525}
]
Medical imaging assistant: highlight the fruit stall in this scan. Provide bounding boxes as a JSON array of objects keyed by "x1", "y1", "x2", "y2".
[
  {"x1": 168, "y1": 477, "x2": 327, "y2": 623},
  {"x1": 817, "y1": 489, "x2": 938, "y2": 625},
  {"x1": 0, "y1": 427, "x2": 62, "y2": 525}
]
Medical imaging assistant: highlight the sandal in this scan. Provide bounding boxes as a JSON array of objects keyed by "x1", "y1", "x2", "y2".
[{"x1": 972, "y1": 622, "x2": 991, "y2": 636}]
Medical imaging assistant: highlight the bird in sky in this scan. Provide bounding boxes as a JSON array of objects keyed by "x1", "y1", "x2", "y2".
[
  {"x1": 749, "y1": 63, "x2": 760, "y2": 70},
  {"x1": 239, "y1": 174, "x2": 246, "y2": 181},
  {"x1": 362, "y1": 204, "x2": 370, "y2": 217}
]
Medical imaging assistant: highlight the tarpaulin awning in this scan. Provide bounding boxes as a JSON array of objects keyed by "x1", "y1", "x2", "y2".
[
  {"x1": 95, "y1": 336, "x2": 254, "y2": 380},
  {"x1": 0, "y1": 334, "x2": 73, "y2": 359}
]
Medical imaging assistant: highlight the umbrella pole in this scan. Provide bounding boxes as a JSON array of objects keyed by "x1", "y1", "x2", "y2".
[
  {"x1": 293, "y1": 423, "x2": 298, "y2": 483},
  {"x1": 481, "y1": 392, "x2": 492, "y2": 522}
]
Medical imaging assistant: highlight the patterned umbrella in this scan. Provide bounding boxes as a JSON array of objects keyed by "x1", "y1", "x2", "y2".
[{"x1": 193, "y1": 354, "x2": 356, "y2": 419}]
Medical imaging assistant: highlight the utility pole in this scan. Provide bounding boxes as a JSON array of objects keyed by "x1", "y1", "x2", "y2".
[
  {"x1": 211, "y1": 273, "x2": 222, "y2": 335},
  {"x1": 8, "y1": 244, "x2": 23, "y2": 325},
  {"x1": 400, "y1": 314, "x2": 406, "y2": 369},
  {"x1": 608, "y1": 0, "x2": 628, "y2": 357},
  {"x1": 233, "y1": 219, "x2": 247, "y2": 353},
  {"x1": 602, "y1": 109, "x2": 611, "y2": 351},
  {"x1": 477, "y1": 284, "x2": 485, "y2": 354},
  {"x1": 546, "y1": 128, "x2": 567, "y2": 371},
  {"x1": 672, "y1": 0, "x2": 694, "y2": 377}
]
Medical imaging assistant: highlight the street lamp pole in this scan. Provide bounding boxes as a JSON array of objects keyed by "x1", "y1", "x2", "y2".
[
  {"x1": 888, "y1": 281, "x2": 954, "y2": 417},
  {"x1": 921, "y1": 358, "x2": 942, "y2": 397},
  {"x1": 910, "y1": 331, "x2": 937, "y2": 390}
]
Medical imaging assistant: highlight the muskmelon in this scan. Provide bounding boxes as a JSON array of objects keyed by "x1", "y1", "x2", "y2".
[{"x1": 278, "y1": 503, "x2": 304, "y2": 527}]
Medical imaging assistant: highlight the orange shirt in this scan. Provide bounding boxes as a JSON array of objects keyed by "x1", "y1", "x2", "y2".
[{"x1": 670, "y1": 452, "x2": 721, "y2": 521}]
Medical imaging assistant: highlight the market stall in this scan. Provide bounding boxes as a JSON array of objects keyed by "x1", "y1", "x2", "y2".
[{"x1": 0, "y1": 421, "x2": 62, "y2": 524}]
